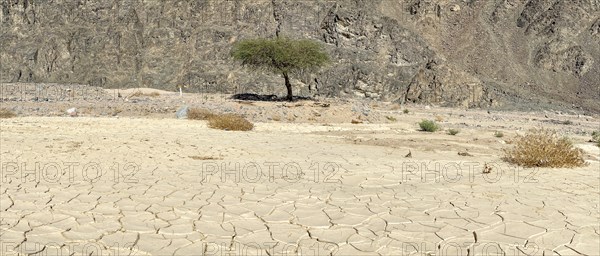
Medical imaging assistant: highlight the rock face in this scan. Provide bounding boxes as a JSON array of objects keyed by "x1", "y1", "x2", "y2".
[{"x1": 1, "y1": 0, "x2": 598, "y2": 112}]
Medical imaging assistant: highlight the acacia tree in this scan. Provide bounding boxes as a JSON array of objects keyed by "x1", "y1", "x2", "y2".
[{"x1": 231, "y1": 37, "x2": 330, "y2": 101}]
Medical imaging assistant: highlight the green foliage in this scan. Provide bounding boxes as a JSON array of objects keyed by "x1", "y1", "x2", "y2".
[
  {"x1": 419, "y1": 120, "x2": 440, "y2": 132},
  {"x1": 231, "y1": 37, "x2": 330, "y2": 75},
  {"x1": 231, "y1": 37, "x2": 330, "y2": 101},
  {"x1": 447, "y1": 129, "x2": 460, "y2": 135}
]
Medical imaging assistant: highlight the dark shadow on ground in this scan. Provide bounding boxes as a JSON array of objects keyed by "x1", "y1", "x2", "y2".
[{"x1": 231, "y1": 93, "x2": 313, "y2": 102}]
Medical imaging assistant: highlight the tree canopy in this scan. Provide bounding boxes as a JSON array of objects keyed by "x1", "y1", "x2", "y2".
[
  {"x1": 231, "y1": 37, "x2": 330, "y2": 74},
  {"x1": 231, "y1": 37, "x2": 330, "y2": 101}
]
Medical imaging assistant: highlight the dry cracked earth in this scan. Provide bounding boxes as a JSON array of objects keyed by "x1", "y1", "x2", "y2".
[{"x1": 1, "y1": 107, "x2": 599, "y2": 255}]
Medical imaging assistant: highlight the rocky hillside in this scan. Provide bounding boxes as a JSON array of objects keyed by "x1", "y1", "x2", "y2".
[{"x1": 1, "y1": 0, "x2": 598, "y2": 112}]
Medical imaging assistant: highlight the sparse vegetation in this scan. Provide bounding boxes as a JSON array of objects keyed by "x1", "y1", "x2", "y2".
[
  {"x1": 503, "y1": 129, "x2": 586, "y2": 168},
  {"x1": 419, "y1": 120, "x2": 440, "y2": 132},
  {"x1": 0, "y1": 108, "x2": 16, "y2": 118},
  {"x1": 435, "y1": 115, "x2": 444, "y2": 122},
  {"x1": 447, "y1": 129, "x2": 460, "y2": 135},
  {"x1": 403, "y1": 109, "x2": 410, "y2": 114},
  {"x1": 561, "y1": 120, "x2": 573, "y2": 125},
  {"x1": 207, "y1": 114, "x2": 254, "y2": 131},
  {"x1": 189, "y1": 155, "x2": 223, "y2": 160},
  {"x1": 231, "y1": 37, "x2": 330, "y2": 101},
  {"x1": 187, "y1": 108, "x2": 216, "y2": 120},
  {"x1": 111, "y1": 108, "x2": 123, "y2": 116},
  {"x1": 592, "y1": 131, "x2": 600, "y2": 147},
  {"x1": 129, "y1": 91, "x2": 160, "y2": 98},
  {"x1": 494, "y1": 131, "x2": 504, "y2": 138},
  {"x1": 385, "y1": 116, "x2": 397, "y2": 122}
]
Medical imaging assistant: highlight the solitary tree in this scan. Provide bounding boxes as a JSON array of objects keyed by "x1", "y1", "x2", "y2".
[{"x1": 231, "y1": 37, "x2": 330, "y2": 101}]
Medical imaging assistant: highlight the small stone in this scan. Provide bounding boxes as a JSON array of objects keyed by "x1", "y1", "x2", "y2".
[
  {"x1": 66, "y1": 108, "x2": 77, "y2": 117},
  {"x1": 450, "y1": 4, "x2": 461, "y2": 11}
]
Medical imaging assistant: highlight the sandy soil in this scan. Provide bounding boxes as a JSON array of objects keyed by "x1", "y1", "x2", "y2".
[{"x1": 1, "y1": 87, "x2": 599, "y2": 255}]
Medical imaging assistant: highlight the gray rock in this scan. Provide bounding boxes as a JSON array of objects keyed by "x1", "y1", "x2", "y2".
[
  {"x1": 176, "y1": 106, "x2": 189, "y2": 119},
  {"x1": 0, "y1": 0, "x2": 598, "y2": 113}
]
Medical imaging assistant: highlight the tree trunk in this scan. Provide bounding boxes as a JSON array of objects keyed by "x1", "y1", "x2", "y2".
[{"x1": 283, "y1": 72, "x2": 293, "y2": 101}]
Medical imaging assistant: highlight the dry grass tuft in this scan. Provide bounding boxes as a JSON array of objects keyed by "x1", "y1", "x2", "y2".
[
  {"x1": 189, "y1": 155, "x2": 223, "y2": 160},
  {"x1": 236, "y1": 101, "x2": 255, "y2": 106},
  {"x1": 129, "y1": 91, "x2": 160, "y2": 98},
  {"x1": 187, "y1": 108, "x2": 216, "y2": 120},
  {"x1": 207, "y1": 114, "x2": 254, "y2": 131},
  {"x1": 0, "y1": 108, "x2": 16, "y2": 118},
  {"x1": 503, "y1": 129, "x2": 586, "y2": 168}
]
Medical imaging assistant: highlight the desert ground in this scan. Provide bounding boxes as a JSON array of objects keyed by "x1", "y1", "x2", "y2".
[{"x1": 1, "y1": 85, "x2": 599, "y2": 255}]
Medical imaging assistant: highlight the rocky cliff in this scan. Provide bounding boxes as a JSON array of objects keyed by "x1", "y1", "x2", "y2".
[{"x1": 1, "y1": 0, "x2": 598, "y2": 112}]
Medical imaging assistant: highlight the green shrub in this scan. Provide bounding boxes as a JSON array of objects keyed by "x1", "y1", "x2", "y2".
[
  {"x1": 494, "y1": 131, "x2": 504, "y2": 138},
  {"x1": 419, "y1": 120, "x2": 440, "y2": 132},
  {"x1": 447, "y1": 129, "x2": 460, "y2": 135}
]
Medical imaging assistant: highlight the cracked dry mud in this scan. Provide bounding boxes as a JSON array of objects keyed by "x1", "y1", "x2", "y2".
[{"x1": 1, "y1": 116, "x2": 598, "y2": 256}]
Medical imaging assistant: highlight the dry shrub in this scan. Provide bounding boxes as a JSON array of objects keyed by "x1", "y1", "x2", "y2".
[
  {"x1": 503, "y1": 129, "x2": 586, "y2": 168},
  {"x1": 0, "y1": 108, "x2": 16, "y2": 118},
  {"x1": 435, "y1": 115, "x2": 444, "y2": 122},
  {"x1": 208, "y1": 114, "x2": 254, "y2": 131},
  {"x1": 129, "y1": 91, "x2": 160, "y2": 98},
  {"x1": 187, "y1": 108, "x2": 216, "y2": 120},
  {"x1": 189, "y1": 155, "x2": 223, "y2": 160},
  {"x1": 592, "y1": 131, "x2": 600, "y2": 147},
  {"x1": 145, "y1": 91, "x2": 160, "y2": 97}
]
